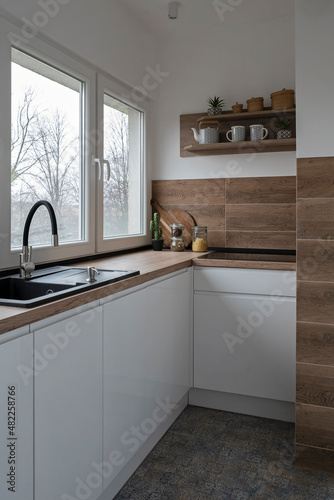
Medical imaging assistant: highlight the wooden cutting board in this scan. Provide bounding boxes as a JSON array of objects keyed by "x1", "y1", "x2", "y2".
[{"x1": 151, "y1": 199, "x2": 196, "y2": 248}]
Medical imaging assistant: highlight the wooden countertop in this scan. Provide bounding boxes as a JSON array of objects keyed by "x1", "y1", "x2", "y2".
[{"x1": 0, "y1": 249, "x2": 296, "y2": 336}]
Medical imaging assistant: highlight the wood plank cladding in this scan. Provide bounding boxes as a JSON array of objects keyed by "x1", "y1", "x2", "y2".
[
  {"x1": 152, "y1": 176, "x2": 296, "y2": 251},
  {"x1": 297, "y1": 281, "x2": 334, "y2": 325},
  {"x1": 226, "y1": 231, "x2": 296, "y2": 250},
  {"x1": 226, "y1": 176, "x2": 296, "y2": 204},
  {"x1": 297, "y1": 157, "x2": 334, "y2": 198},
  {"x1": 297, "y1": 199, "x2": 334, "y2": 240},
  {"x1": 297, "y1": 322, "x2": 334, "y2": 366},
  {"x1": 296, "y1": 404, "x2": 334, "y2": 450},
  {"x1": 296, "y1": 156, "x2": 334, "y2": 473},
  {"x1": 226, "y1": 204, "x2": 296, "y2": 232},
  {"x1": 296, "y1": 363, "x2": 334, "y2": 407},
  {"x1": 295, "y1": 444, "x2": 334, "y2": 474},
  {"x1": 297, "y1": 240, "x2": 334, "y2": 282}
]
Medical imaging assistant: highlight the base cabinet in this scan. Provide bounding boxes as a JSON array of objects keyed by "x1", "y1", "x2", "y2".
[
  {"x1": 102, "y1": 269, "x2": 192, "y2": 493},
  {"x1": 0, "y1": 329, "x2": 33, "y2": 500},
  {"x1": 103, "y1": 288, "x2": 147, "y2": 488},
  {"x1": 33, "y1": 307, "x2": 103, "y2": 500},
  {"x1": 146, "y1": 270, "x2": 191, "y2": 414},
  {"x1": 194, "y1": 268, "x2": 296, "y2": 407}
]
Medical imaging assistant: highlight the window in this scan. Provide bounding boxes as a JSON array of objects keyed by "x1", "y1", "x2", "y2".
[
  {"x1": 96, "y1": 75, "x2": 148, "y2": 253},
  {"x1": 11, "y1": 48, "x2": 84, "y2": 249},
  {"x1": 0, "y1": 18, "x2": 149, "y2": 270}
]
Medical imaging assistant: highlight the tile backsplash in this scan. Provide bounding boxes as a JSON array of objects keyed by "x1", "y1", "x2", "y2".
[{"x1": 152, "y1": 176, "x2": 296, "y2": 250}]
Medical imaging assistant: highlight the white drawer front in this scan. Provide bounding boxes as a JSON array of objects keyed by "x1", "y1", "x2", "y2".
[{"x1": 194, "y1": 267, "x2": 296, "y2": 297}]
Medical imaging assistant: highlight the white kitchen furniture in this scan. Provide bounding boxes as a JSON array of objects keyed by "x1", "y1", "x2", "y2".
[
  {"x1": 0, "y1": 327, "x2": 33, "y2": 500},
  {"x1": 0, "y1": 263, "x2": 296, "y2": 500},
  {"x1": 33, "y1": 305, "x2": 103, "y2": 500},
  {"x1": 101, "y1": 268, "x2": 192, "y2": 498},
  {"x1": 191, "y1": 267, "x2": 296, "y2": 421}
]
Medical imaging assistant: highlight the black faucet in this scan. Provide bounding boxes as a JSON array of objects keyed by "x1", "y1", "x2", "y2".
[{"x1": 20, "y1": 200, "x2": 59, "y2": 278}]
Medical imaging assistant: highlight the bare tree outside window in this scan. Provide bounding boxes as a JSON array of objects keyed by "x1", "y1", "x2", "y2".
[
  {"x1": 11, "y1": 52, "x2": 82, "y2": 249},
  {"x1": 103, "y1": 106, "x2": 129, "y2": 237}
]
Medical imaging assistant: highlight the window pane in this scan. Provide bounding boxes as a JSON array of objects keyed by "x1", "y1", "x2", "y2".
[
  {"x1": 103, "y1": 94, "x2": 142, "y2": 238},
  {"x1": 11, "y1": 48, "x2": 84, "y2": 249}
]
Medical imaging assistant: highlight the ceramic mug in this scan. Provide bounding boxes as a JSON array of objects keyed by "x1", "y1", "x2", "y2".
[
  {"x1": 250, "y1": 124, "x2": 268, "y2": 141},
  {"x1": 226, "y1": 125, "x2": 245, "y2": 142}
]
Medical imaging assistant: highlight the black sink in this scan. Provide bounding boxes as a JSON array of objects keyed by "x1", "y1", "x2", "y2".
[
  {"x1": 0, "y1": 266, "x2": 140, "y2": 308},
  {"x1": 0, "y1": 277, "x2": 74, "y2": 301}
]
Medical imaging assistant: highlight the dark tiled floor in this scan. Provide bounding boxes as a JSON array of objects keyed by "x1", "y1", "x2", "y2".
[{"x1": 115, "y1": 406, "x2": 334, "y2": 500}]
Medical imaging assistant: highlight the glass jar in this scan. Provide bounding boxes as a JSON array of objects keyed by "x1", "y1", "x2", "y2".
[
  {"x1": 192, "y1": 226, "x2": 208, "y2": 252},
  {"x1": 170, "y1": 236, "x2": 185, "y2": 252},
  {"x1": 170, "y1": 223, "x2": 184, "y2": 238}
]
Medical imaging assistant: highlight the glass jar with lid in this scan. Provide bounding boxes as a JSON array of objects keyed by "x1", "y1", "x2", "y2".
[
  {"x1": 170, "y1": 223, "x2": 184, "y2": 238},
  {"x1": 192, "y1": 226, "x2": 207, "y2": 252},
  {"x1": 170, "y1": 236, "x2": 185, "y2": 252}
]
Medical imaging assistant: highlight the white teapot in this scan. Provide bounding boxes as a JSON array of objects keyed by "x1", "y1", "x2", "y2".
[{"x1": 191, "y1": 120, "x2": 219, "y2": 144}]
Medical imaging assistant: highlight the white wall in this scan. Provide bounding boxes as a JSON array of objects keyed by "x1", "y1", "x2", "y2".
[
  {"x1": 295, "y1": 0, "x2": 334, "y2": 158},
  {"x1": 151, "y1": 0, "x2": 296, "y2": 180},
  {"x1": 0, "y1": 0, "x2": 157, "y2": 89}
]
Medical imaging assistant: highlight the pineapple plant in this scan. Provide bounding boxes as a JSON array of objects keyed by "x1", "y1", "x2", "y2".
[
  {"x1": 207, "y1": 96, "x2": 224, "y2": 116},
  {"x1": 275, "y1": 118, "x2": 292, "y2": 139}
]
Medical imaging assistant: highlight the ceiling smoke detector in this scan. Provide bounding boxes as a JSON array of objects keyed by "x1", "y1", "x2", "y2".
[{"x1": 168, "y1": 2, "x2": 178, "y2": 19}]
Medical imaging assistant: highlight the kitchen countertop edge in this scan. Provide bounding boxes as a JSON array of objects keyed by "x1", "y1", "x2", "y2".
[{"x1": 0, "y1": 249, "x2": 296, "y2": 336}]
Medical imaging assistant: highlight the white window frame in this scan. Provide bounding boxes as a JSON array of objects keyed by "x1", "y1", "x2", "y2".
[
  {"x1": 0, "y1": 16, "x2": 150, "y2": 272},
  {"x1": 96, "y1": 74, "x2": 149, "y2": 253}
]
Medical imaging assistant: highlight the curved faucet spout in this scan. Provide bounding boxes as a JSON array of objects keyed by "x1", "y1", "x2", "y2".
[
  {"x1": 23, "y1": 200, "x2": 58, "y2": 247},
  {"x1": 20, "y1": 200, "x2": 59, "y2": 278}
]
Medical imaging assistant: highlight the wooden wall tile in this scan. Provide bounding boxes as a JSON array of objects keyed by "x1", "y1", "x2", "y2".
[
  {"x1": 226, "y1": 204, "x2": 296, "y2": 232},
  {"x1": 161, "y1": 204, "x2": 225, "y2": 231},
  {"x1": 297, "y1": 281, "x2": 334, "y2": 325},
  {"x1": 294, "y1": 444, "x2": 334, "y2": 473},
  {"x1": 153, "y1": 176, "x2": 296, "y2": 251},
  {"x1": 297, "y1": 157, "x2": 334, "y2": 199},
  {"x1": 226, "y1": 231, "x2": 296, "y2": 250},
  {"x1": 226, "y1": 176, "x2": 296, "y2": 204},
  {"x1": 297, "y1": 322, "x2": 334, "y2": 366},
  {"x1": 297, "y1": 199, "x2": 334, "y2": 240},
  {"x1": 152, "y1": 179, "x2": 225, "y2": 205},
  {"x1": 296, "y1": 404, "x2": 334, "y2": 449},
  {"x1": 207, "y1": 231, "x2": 225, "y2": 248},
  {"x1": 297, "y1": 240, "x2": 334, "y2": 281},
  {"x1": 296, "y1": 363, "x2": 334, "y2": 407}
]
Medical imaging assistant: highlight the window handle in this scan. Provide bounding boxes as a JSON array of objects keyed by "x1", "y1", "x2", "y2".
[
  {"x1": 103, "y1": 159, "x2": 111, "y2": 181},
  {"x1": 92, "y1": 157, "x2": 102, "y2": 180}
]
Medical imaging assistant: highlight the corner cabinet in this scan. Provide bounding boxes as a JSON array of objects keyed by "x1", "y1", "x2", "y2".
[{"x1": 180, "y1": 108, "x2": 296, "y2": 157}]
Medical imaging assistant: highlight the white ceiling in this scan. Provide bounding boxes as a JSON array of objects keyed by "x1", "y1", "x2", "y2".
[{"x1": 121, "y1": 0, "x2": 294, "y2": 38}]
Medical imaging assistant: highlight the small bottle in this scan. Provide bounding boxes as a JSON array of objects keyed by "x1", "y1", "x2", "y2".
[
  {"x1": 192, "y1": 226, "x2": 208, "y2": 252},
  {"x1": 170, "y1": 236, "x2": 185, "y2": 252},
  {"x1": 171, "y1": 223, "x2": 184, "y2": 238}
]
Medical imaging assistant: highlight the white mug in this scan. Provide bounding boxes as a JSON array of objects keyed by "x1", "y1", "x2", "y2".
[
  {"x1": 226, "y1": 125, "x2": 245, "y2": 142},
  {"x1": 250, "y1": 124, "x2": 268, "y2": 141}
]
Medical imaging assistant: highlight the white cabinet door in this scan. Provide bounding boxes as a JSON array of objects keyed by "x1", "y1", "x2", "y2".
[
  {"x1": 146, "y1": 270, "x2": 191, "y2": 416},
  {"x1": 102, "y1": 269, "x2": 192, "y2": 489},
  {"x1": 34, "y1": 306, "x2": 103, "y2": 500},
  {"x1": 103, "y1": 288, "x2": 147, "y2": 488},
  {"x1": 0, "y1": 331, "x2": 33, "y2": 500},
  {"x1": 194, "y1": 291, "x2": 296, "y2": 402}
]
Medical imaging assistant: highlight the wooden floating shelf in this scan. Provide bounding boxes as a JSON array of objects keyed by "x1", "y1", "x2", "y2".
[
  {"x1": 184, "y1": 138, "x2": 296, "y2": 156},
  {"x1": 196, "y1": 107, "x2": 296, "y2": 123}
]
